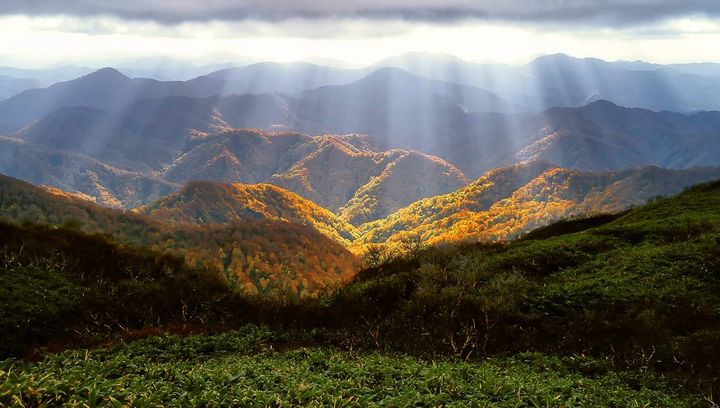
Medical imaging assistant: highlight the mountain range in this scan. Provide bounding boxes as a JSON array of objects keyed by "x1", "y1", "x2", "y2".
[
  {"x1": 376, "y1": 52, "x2": 720, "y2": 112},
  {"x1": 1, "y1": 53, "x2": 720, "y2": 293},
  {"x1": 1, "y1": 54, "x2": 718, "y2": 188},
  {"x1": 1, "y1": 155, "x2": 719, "y2": 296},
  {"x1": 3, "y1": 91, "x2": 719, "y2": 211},
  {"x1": 2, "y1": 123, "x2": 469, "y2": 222},
  {"x1": 0, "y1": 134, "x2": 178, "y2": 208},
  {"x1": 6, "y1": 53, "x2": 720, "y2": 114},
  {"x1": 0, "y1": 75, "x2": 39, "y2": 101}
]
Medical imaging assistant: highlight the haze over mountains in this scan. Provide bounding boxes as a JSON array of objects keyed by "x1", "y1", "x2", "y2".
[
  {"x1": 0, "y1": 53, "x2": 718, "y2": 182},
  {"x1": 377, "y1": 52, "x2": 720, "y2": 112},
  {"x1": 1, "y1": 52, "x2": 720, "y2": 268}
]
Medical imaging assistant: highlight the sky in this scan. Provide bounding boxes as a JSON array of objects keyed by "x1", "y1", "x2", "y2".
[{"x1": 2, "y1": 0, "x2": 720, "y2": 68}]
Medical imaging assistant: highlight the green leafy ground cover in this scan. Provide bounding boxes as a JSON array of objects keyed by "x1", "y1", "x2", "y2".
[{"x1": 0, "y1": 326, "x2": 698, "y2": 407}]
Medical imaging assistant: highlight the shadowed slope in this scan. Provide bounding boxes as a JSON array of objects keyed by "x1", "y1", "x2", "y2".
[{"x1": 0, "y1": 135, "x2": 178, "y2": 208}]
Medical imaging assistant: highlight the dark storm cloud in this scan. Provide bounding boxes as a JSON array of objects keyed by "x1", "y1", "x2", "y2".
[{"x1": 2, "y1": 0, "x2": 720, "y2": 25}]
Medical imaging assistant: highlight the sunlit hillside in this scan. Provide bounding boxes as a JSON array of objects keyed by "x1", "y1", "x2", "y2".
[
  {"x1": 137, "y1": 181, "x2": 358, "y2": 245},
  {"x1": 0, "y1": 175, "x2": 358, "y2": 296},
  {"x1": 359, "y1": 162, "x2": 720, "y2": 246}
]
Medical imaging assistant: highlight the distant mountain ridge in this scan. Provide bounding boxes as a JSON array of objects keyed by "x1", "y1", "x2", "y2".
[
  {"x1": 194, "y1": 61, "x2": 367, "y2": 95},
  {"x1": 515, "y1": 100, "x2": 720, "y2": 171},
  {"x1": 375, "y1": 52, "x2": 720, "y2": 112},
  {"x1": 0, "y1": 68, "x2": 229, "y2": 132},
  {"x1": 0, "y1": 62, "x2": 366, "y2": 133},
  {"x1": 0, "y1": 75, "x2": 39, "y2": 101},
  {"x1": 3, "y1": 59, "x2": 720, "y2": 180},
  {"x1": 0, "y1": 135, "x2": 178, "y2": 208},
  {"x1": 415, "y1": 99, "x2": 720, "y2": 177}
]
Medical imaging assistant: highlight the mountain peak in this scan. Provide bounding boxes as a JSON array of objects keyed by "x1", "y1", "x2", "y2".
[
  {"x1": 362, "y1": 67, "x2": 416, "y2": 80},
  {"x1": 581, "y1": 99, "x2": 621, "y2": 111},
  {"x1": 529, "y1": 53, "x2": 607, "y2": 67},
  {"x1": 80, "y1": 67, "x2": 129, "y2": 82},
  {"x1": 530, "y1": 53, "x2": 575, "y2": 64}
]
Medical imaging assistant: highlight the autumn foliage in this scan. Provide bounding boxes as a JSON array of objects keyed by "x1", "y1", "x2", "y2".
[{"x1": 0, "y1": 175, "x2": 357, "y2": 297}]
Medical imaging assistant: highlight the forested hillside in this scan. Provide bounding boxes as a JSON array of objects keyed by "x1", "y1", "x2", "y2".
[
  {"x1": 4, "y1": 157, "x2": 720, "y2": 297},
  {"x1": 136, "y1": 181, "x2": 358, "y2": 245},
  {"x1": 360, "y1": 162, "x2": 720, "y2": 246},
  {"x1": 0, "y1": 175, "x2": 358, "y2": 296}
]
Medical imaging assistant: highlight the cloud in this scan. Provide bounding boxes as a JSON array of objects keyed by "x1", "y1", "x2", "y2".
[
  {"x1": 3, "y1": 0, "x2": 720, "y2": 26},
  {"x1": 3, "y1": 12, "x2": 720, "y2": 68}
]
